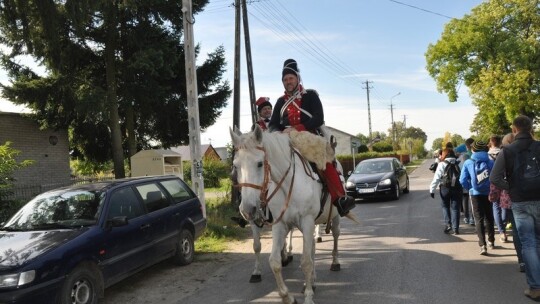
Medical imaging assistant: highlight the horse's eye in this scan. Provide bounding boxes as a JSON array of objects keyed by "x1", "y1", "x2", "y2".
[{"x1": 257, "y1": 161, "x2": 263, "y2": 168}]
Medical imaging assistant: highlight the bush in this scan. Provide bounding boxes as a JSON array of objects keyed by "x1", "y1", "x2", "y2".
[
  {"x1": 0, "y1": 200, "x2": 25, "y2": 223},
  {"x1": 0, "y1": 141, "x2": 34, "y2": 208},
  {"x1": 183, "y1": 159, "x2": 230, "y2": 188},
  {"x1": 372, "y1": 141, "x2": 393, "y2": 152}
]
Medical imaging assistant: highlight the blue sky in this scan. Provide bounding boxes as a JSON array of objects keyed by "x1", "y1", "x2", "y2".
[
  {"x1": 0, "y1": 0, "x2": 485, "y2": 149},
  {"x1": 194, "y1": 0, "x2": 485, "y2": 149}
]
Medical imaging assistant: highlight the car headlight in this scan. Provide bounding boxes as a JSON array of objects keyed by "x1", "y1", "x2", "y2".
[
  {"x1": 0, "y1": 270, "x2": 35, "y2": 288},
  {"x1": 378, "y1": 179, "x2": 391, "y2": 186},
  {"x1": 345, "y1": 181, "x2": 355, "y2": 189}
]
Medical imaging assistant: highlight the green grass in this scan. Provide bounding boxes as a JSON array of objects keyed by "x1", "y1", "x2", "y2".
[
  {"x1": 195, "y1": 195, "x2": 250, "y2": 253},
  {"x1": 405, "y1": 159, "x2": 424, "y2": 174},
  {"x1": 204, "y1": 178, "x2": 232, "y2": 193}
]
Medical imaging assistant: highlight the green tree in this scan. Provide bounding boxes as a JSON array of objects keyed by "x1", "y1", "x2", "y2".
[
  {"x1": 425, "y1": 0, "x2": 540, "y2": 136},
  {"x1": 432, "y1": 138, "x2": 444, "y2": 151},
  {"x1": 0, "y1": 0, "x2": 230, "y2": 177},
  {"x1": 0, "y1": 142, "x2": 34, "y2": 200},
  {"x1": 354, "y1": 133, "x2": 369, "y2": 145},
  {"x1": 450, "y1": 134, "x2": 465, "y2": 147}
]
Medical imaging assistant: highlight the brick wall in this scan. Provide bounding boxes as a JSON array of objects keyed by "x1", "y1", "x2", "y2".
[{"x1": 0, "y1": 112, "x2": 70, "y2": 187}]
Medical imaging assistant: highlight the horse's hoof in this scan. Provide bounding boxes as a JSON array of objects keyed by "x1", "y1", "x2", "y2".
[
  {"x1": 330, "y1": 263, "x2": 341, "y2": 271},
  {"x1": 316, "y1": 236, "x2": 322, "y2": 243},
  {"x1": 249, "y1": 274, "x2": 262, "y2": 283}
]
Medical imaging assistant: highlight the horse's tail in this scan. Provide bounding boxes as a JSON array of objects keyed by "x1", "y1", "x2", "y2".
[{"x1": 345, "y1": 212, "x2": 361, "y2": 224}]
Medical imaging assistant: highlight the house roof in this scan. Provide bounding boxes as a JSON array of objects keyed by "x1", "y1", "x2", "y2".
[
  {"x1": 131, "y1": 149, "x2": 182, "y2": 159},
  {"x1": 171, "y1": 144, "x2": 215, "y2": 161},
  {"x1": 325, "y1": 126, "x2": 359, "y2": 138},
  {"x1": 214, "y1": 147, "x2": 229, "y2": 160}
]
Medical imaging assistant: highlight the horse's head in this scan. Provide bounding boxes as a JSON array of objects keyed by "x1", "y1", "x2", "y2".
[{"x1": 230, "y1": 126, "x2": 267, "y2": 224}]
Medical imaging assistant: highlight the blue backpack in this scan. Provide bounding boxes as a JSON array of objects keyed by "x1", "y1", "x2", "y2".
[{"x1": 473, "y1": 160, "x2": 490, "y2": 190}]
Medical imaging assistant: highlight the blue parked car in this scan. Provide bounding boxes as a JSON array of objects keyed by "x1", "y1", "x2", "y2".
[{"x1": 0, "y1": 175, "x2": 207, "y2": 304}]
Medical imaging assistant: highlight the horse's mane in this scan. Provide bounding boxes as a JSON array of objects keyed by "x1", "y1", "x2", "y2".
[{"x1": 261, "y1": 132, "x2": 291, "y2": 160}]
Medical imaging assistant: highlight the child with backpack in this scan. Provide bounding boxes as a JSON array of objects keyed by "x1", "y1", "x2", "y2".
[
  {"x1": 429, "y1": 148, "x2": 462, "y2": 235},
  {"x1": 459, "y1": 141, "x2": 495, "y2": 255}
]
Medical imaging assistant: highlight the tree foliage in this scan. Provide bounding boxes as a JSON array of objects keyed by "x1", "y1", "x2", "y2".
[
  {"x1": 0, "y1": 0, "x2": 231, "y2": 176},
  {"x1": 0, "y1": 142, "x2": 34, "y2": 199},
  {"x1": 425, "y1": 0, "x2": 540, "y2": 136}
]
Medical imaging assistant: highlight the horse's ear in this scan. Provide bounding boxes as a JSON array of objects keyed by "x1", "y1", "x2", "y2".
[
  {"x1": 233, "y1": 125, "x2": 242, "y2": 136},
  {"x1": 230, "y1": 127, "x2": 241, "y2": 146},
  {"x1": 253, "y1": 124, "x2": 263, "y2": 143}
]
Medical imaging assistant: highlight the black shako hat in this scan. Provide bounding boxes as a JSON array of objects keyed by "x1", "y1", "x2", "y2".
[
  {"x1": 282, "y1": 59, "x2": 299, "y2": 80},
  {"x1": 255, "y1": 97, "x2": 272, "y2": 113}
]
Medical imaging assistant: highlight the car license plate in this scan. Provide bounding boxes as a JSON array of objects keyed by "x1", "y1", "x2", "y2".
[{"x1": 358, "y1": 188, "x2": 375, "y2": 193}]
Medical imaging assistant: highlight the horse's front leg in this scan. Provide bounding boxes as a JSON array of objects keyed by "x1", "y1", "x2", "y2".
[
  {"x1": 301, "y1": 221, "x2": 316, "y2": 304},
  {"x1": 330, "y1": 215, "x2": 341, "y2": 271},
  {"x1": 250, "y1": 223, "x2": 262, "y2": 282},
  {"x1": 269, "y1": 225, "x2": 296, "y2": 304}
]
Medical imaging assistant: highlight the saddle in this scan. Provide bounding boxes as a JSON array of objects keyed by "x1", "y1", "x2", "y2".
[{"x1": 290, "y1": 130, "x2": 340, "y2": 230}]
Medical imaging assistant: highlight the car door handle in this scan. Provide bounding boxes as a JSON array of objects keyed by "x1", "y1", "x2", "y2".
[{"x1": 140, "y1": 224, "x2": 151, "y2": 230}]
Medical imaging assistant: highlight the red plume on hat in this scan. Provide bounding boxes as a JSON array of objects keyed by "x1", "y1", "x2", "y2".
[{"x1": 255, "y1": 97, "x2": 272, "y2": 113}]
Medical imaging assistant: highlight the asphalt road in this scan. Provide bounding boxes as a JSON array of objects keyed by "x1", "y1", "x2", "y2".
[{"x1": 106, "y1": 160, "x2": 532, "y2": 304}]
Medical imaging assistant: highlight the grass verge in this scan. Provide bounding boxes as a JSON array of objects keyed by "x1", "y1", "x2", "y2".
[{"x1": 195, "y1": 193, "x2": 250, "y2": 253}]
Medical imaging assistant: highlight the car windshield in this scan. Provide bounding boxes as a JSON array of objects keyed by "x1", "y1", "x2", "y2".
[
  {"x1": 354, "y1": 161, "x2": 392, "y2": 174},
  {"x1": 2, "y1": 189, "x2": 105, "y2": 231}
]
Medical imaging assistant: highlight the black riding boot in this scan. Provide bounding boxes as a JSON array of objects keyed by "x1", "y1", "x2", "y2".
[
  {"x1": 335, "y1": 196, "x2": 356, "y2": 217},
  {"x1": 231, "y1": 216, "x2": 248, "y2": 228}
]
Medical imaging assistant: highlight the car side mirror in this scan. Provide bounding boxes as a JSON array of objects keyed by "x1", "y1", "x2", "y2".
[
  {"x1": 347, "y1": 170, "x2": 352, "y2": 176},
  {"x1": 106, "y1": 216, "x2": 128, "y2": 230}
]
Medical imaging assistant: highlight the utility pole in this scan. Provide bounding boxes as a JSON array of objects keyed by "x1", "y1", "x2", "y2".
[
  {"x1": 241, "y1": 0, "x2": 257, "y2": 124},
  {"x1": 390, "y1": 92, "x2": 400, "y2": 149},
  {"x1": 403, "y1": 115, "x2": 407, "y2": 129},
  {"x1": 232, "y1": 0, "x2": 241, "y2": 130},
  {"x1": 182, "y1": 0, "x2": 206, "y2": 217},
  {"x1": 363, "y1": 80, "x2": 373, "y2": 141},
  {"x1": 231, "y1": 0, "x2": 241, "y2": 207}
]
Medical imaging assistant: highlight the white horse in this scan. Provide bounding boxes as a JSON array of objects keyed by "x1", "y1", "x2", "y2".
[
  {"x1": 247, "y1": 209, "x2": 335, "y2": 283},
  {"x1": 247, "y1": 219, "x2": 294, "y2": 283},
  {"x1": 231, "y1": 126, "x2": 355, "y2": 304}
]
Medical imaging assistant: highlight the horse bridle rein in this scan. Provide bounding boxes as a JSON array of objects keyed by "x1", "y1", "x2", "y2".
[{"x1": 234, "y1": 145, "x2": 296, "y2": 225}]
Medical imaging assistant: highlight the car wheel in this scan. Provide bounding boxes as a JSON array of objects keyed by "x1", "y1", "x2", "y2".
[
  {"x1": 403, "y1": 178, "x2": 410, "y2": 194},
  {"x1": 58, "y1": 264, "x2": 100, "y2": 304},
  {"x1": 173, "y1": 229, "x2": 194, "y2": 266},
  {"x1": 392, "y1": 182, "x2": 400, "y2": 200}
]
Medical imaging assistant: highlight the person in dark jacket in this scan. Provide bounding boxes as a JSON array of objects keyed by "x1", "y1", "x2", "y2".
[
  {"x1": 269, "y1": 58, "x2": 355, "y2": 217},
  {"x1": 490, "y1": 115, "x2": 540, "y2": 301},
  {"x1": 459, "y1": 140, "x2": 495, "y2": 255}
]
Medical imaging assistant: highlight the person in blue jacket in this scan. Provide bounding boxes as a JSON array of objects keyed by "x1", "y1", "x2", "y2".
[{"x1": 459, "y1": 140, "x2": 495, "y2": 255}]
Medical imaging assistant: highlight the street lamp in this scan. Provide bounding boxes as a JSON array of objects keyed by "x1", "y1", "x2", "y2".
[{"x1": 390, "y1": 92, "x2": 401, "y2": 148}]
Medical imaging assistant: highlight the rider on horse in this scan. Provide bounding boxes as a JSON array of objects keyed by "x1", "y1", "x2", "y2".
[{"x1": 268, "y1": 58, "x2": 356, "y2": 217}]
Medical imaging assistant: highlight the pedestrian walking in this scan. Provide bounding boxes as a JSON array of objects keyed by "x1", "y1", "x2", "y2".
[
  {"x1": 490, "y1": 115, "x2": 540, "y2": 301},
  {"x1": 459, "y1": 140, "x2": 495, "y2": 255},
  {"x1": 429, "y1": 148, "x2": 462, "y2": 234}
]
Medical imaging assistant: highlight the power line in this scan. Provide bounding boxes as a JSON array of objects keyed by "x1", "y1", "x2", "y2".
[
  {"x1": 387, "y1": 0, "x2": 454, "y2": 20},
  {"x1": 249, "y1": 1, "x2": 365, "y2": 87}
]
